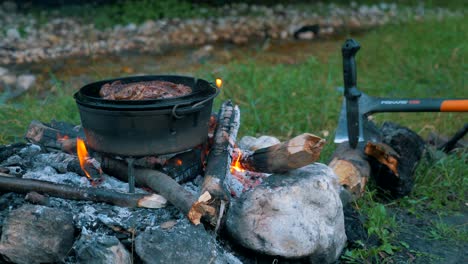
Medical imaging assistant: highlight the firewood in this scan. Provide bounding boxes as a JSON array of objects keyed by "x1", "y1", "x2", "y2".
[
  {"x1": 240, "y1": 133, "x2": 325, "y2": 173},
  {"x1": 364, "y1": 142, "x2": 399, "y2": 176},
  {"x1": 100, "y1": 156, "x2": 217, "y2": 226},
  {"x1": 201, "y1": 100, "x2": 240, "y2": 201},
  {"x1": 369, "y1": 122, "x2": 425, "y2": 198},
  {"x1": 0, "y1": 176, "x2": 167, "y2": 209},
  {"x1": 25, "y1": 120, "x2": 81, "y2": 153},
  {"x1": 328, "y1": 143, "x2": 370, "y2": 197}
]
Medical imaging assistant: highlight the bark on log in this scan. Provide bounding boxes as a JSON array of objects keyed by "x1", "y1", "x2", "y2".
[
  {"x1": 200, "y1": 100, "x2": 240, "y2": 201},
  {"x1": 100, "y1": 156, "x2": 216, "y2": 225},
  {"x1": 25, "y1": 120, "x2": 81, "y2": 153},
  {"x1": 369, "y1": 122, "x2": 425, "y2": 198},
  {"x1": 0, "y1": 176, "x2": 166, "y2": 208},
  {"x1": 240, "y1": 133, "x2": 325, "y2": 173},
  {"x1": 329, "y1": 143, "x2": 370, "y2": 197}
]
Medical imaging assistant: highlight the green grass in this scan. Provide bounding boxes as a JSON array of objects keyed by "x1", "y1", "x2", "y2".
[{"x1": 0, "y1": 11, "x2": 467, "y2": 264}]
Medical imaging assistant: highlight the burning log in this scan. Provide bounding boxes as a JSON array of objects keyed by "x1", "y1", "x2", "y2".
[
  {"x1": 240, "y1": 133, "x2": 325, "y2": 173},
  {"x1": 100, "y1": 157, "x2": 217, "y2": 225},
  {"x1": 25, "y1": 120, "x2": 81, "y2": 153},
  {"x1": 201, "y1": 100, "x2": 240, "y2": 201},
  {"x1": 0, "y1": 176, "x2": 167, "y2": 209},
  {"x1": 328, "y1": 143, "x2": 370, "y2": 197}
]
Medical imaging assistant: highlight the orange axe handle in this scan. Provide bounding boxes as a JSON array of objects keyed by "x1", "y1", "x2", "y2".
[{"x1": 441, "y1": 100, "x2": 468, "y2": 112}]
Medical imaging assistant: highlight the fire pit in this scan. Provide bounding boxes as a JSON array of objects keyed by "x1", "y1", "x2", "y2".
[{"x1": 74, "y1": 75, "x2": 219, "y2": 157}]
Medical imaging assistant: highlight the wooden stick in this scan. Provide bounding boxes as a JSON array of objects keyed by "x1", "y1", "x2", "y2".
[
  {"x1": 0, "y1": 176, "x2": 166, "y2": 209},
  {"x1": 100, "y1": 156, "x2": 216, "y2": 225},
  {"x1": 328, "y1": 143, "x2": 370, "y2": 197},
  {"x1": 240, "y1": 133, "x2": 325, "y2": 173},
  {"x1": 201, "y1": 100, "x2": 240, "y2": 200}
]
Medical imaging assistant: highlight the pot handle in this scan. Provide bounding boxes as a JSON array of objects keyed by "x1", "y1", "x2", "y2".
[{"x1": 171, "y1": 87, "x2": 220, "y2": 119}]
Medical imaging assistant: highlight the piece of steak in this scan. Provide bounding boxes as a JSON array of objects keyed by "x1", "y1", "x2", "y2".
[{"x1": 99, "y1": 80, "x2": 192, "y2": 100}]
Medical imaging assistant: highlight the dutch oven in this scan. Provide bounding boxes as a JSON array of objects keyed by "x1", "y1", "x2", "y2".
[{"x1": 74, "y1": 75, "x2": 219, "y2": 156}]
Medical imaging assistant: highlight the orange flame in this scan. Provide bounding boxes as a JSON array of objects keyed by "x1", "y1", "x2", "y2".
[
  {"x1": 76, "y1": 138, "x2": 91, "y2": 179},
  {"x1": 215, "y1": 78, "x2": 223, "y2": 88},
  {"x1": 230, "y1": 150, "x2": 245, "y2": 173},
  {"x1": 176, "y1": 159, "x2": 183, "y2": 166}
]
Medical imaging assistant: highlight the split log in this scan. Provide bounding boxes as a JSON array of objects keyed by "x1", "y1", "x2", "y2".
[
  {"x1": 100, "y1": 156, "x2": 217, "y2": 225},
  {"x1": 0, "y1": 176, "x2": 167, "y2": 209},
  {"x1": 329, "y1": 143, "x2": 370, "y2": 197},
  {"x1": 240, "y1": 133, "x2": 325, "y2": 173},
  {"x1": 201, "y1": 100, "x2": 240, "y2": 201},
  {"x1": 25, "y1": 120, "x2": 81, "y2": 153}
]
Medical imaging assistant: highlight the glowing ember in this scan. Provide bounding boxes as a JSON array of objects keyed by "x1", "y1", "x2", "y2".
[
  {"x1": 56, "y1": 134, "x2": 69, "y2": 141},
  {"x1": 230, "y1": 150, "x2": 245, "y2": 173},
  {"x1": 176, "y1": 159, "x2": 183, "y2": 166},
  {"x1": 215, "y1": 78, "x2": 223, "y2": 88},
  {"x1": 76, "y1": 138, "x2": 92, "y2": 179}
]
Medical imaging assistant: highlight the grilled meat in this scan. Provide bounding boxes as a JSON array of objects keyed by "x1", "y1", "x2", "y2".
[{"x1": 100, "y1": 80, "x2": 192, "y2": 100}]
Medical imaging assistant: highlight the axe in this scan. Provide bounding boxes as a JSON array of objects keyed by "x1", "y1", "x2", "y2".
[{"x1": 335, "y1": 39, "x2": 468, "y2": 148}]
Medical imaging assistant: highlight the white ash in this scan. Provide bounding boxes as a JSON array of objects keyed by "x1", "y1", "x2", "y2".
[
  {"x1": 23, "y1": 166, "x2": 91, "y2": 187},
  {"x1": 2, "y1": 155, "x2": 23, "y2": 166},
  {"x1": 18, "y1": 144, "x2": 41, "y2": 157}
]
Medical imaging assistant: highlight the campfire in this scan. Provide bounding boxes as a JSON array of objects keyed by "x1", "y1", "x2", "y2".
[{"x1": 0, "y1": 38, "x2": 465, "y2": 264}]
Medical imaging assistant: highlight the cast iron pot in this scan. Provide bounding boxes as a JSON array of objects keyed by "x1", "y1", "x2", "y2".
[{"x1": 74, "y1": 75, "x2": 219, "y2": 156}]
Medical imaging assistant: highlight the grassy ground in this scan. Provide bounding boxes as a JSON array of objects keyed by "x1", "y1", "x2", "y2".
[{"x1": 0, "y1": 11, "x2": 467, "y2": 264}]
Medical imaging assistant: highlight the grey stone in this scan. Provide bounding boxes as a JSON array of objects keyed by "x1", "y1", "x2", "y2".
[
  {"x1": 0, "y1": 204, "x2": 75, "y2": 264},
  {"x1": 0, "y1": 74, "x2": 16, "y2": 86},
  {"x1": 6, "y1": 28, "x2": 20, "y2": 39},
  {"x1": 16, "y1": 74, "x2": 36, "y2": 91},
  {"x1": 0, "y1": 67, "x2": 8, "y2": 76},
  {"x1": 225, "y1": 163, "x2": 346, "y2": 263},
  {"x1": 76, "y1": 235, "x2": 131, "y2": 264},
  {"x1": 238, "y1": 135, "x2": 280, "y2": 151},
  {"x1": 135, "y1": 219, "x2": 220, "y2": 264}
]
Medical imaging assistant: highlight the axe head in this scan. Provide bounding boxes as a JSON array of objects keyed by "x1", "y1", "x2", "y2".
[{"x1": 334, "y1": 93, "x2": 382, "y2": 146}]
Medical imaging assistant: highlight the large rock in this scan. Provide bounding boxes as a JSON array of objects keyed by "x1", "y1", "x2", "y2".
[
  {"x1": 135, "y1": 219, "x2": 220, "y2": 264},
  {"x1": 16, "y1": 74, "x2": 36, "y2": 92},
  {"x1": 75, "y1": 235, "x2": 131, "y2": 264},
  {"x1": 0, "y1": 204, "x2": 75, "y2": 264},
  {"x1": 225, "y1": 163, "x2": 346, "y2": 263}
]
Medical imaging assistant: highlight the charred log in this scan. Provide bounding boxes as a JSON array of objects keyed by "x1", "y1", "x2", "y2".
[
  {"x1": 0, "y1": 176, "x2": 166, "y2": 209},
  {"x1": 240, "y1": 133, "x2": 325, "y2": 173},
  {"x1": 25, "y1": 120, "x2": 82, "y2": 153},
  {"x1": 0, "y1": 143, "x2": 27, "y2": 162},
  {"x1": 201, "y1": 100, "x2": 240, "y2": 201},
  {"x1": 369, "y1": 122, "x2": 426, "y2": 198},
  {"x1": 100, "y1": 156, "x2": 217, "y2": 225}
]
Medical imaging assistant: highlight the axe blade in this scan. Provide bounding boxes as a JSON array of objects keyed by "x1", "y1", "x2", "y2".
[{"x1": 334, "y1": 99, "x2": 364, "y2": 144}]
